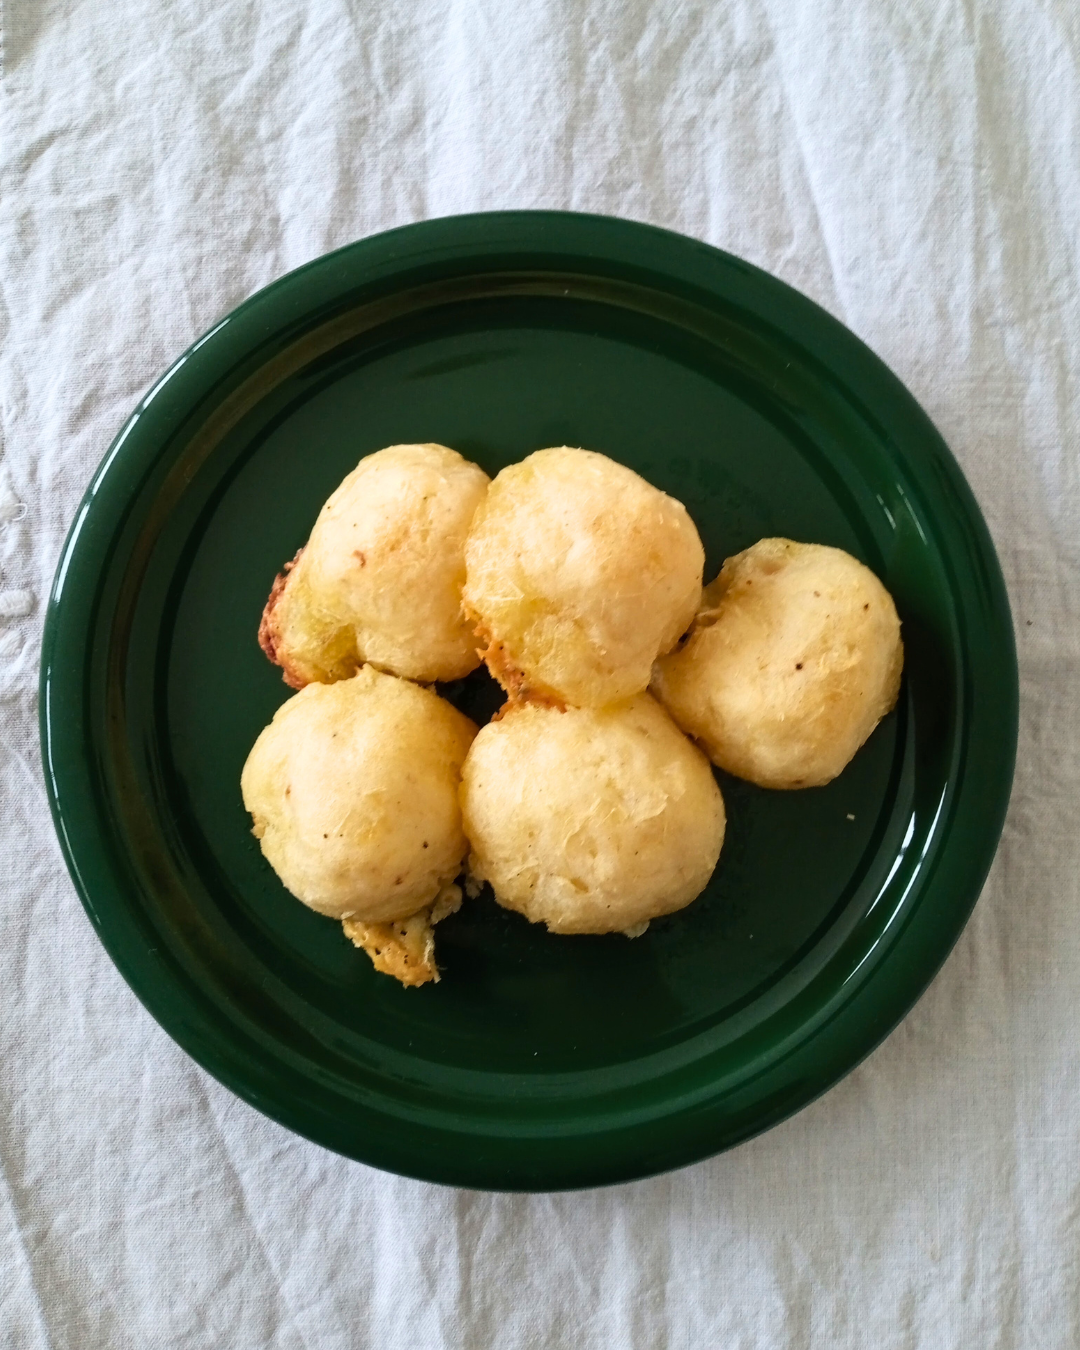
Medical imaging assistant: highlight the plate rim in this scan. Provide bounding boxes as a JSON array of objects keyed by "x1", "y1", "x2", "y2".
[{"x1": 39, "y1": 211, "x2": 1018, "y2": 1190}]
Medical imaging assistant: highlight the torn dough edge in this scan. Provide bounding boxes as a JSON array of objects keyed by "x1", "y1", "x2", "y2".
[{"x1": 342, "y1": 880, "x2": 463, "y2": 987}]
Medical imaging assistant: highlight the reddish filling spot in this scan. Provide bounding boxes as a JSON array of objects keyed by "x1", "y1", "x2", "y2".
[{"x1": 257, "y1": 549, "x2": 307, "y2": 688}]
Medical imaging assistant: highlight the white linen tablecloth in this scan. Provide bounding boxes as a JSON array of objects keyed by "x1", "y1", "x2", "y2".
[{"x1": 2, "y1": 1, "x2": 1078, "y2": 1345}]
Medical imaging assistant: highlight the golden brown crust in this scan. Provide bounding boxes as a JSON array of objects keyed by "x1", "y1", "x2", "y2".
[
  {"x1": 341, "y1": 884, "x2": 462, "y2": 987},
  {"x1": 472, "y1": 619, "x2": 566, "y2": 714},
  {"x1": 343, "y1": 912, "x2": 439, "y2": 986},
  {"x1": 258, "y1": 550, "x2": 306, "y2": 689}
]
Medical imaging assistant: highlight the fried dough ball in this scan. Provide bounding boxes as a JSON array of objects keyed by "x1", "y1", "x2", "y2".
[
  {"x1": 241, "y1": 666, "x2": 477, "y2": 929},
  {"x1": 461, "y1": 695, "x2": 725, "y2": 935},
  {"x1": 260, "y1": 443, "x2": 489, "y2": 688},
  {"x1": 462, "y1": 448, "x2": 704, "y2": 707},
  {"x1": 652, "y1": 538, "x2": 903, "y2": 789}
]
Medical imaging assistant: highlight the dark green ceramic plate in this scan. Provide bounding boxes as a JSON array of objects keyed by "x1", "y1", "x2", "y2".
[{"x1": 40, "y1": 212, "x2": 1017, "y2": 1190}]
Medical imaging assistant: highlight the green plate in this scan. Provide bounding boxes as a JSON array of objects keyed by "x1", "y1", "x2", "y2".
[{"x1": 40, "y1": 212, "x2": 1017, "y2": 1191}]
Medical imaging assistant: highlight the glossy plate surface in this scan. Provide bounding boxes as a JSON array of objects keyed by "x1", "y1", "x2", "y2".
[{"x1": 40, "y1": 213, "x2": 1017, "y2": 1190}]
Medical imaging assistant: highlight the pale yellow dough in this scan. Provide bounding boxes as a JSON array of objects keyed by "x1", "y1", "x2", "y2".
[
  {"x1": 241, "y1": 666, "x2": 477, "y2": 924},
  {"x1": 652, "y1": 538, "x2": 903, "y2": 789},
  {"x1": 462, "y1": 447, "x2": 704, "y2": 707},
  {"x1": 460, "y1": 695, "x2": 725, "y2": 935},
  {"x1": 260, "y1": 443, "x2": 490, "y2": 687}
]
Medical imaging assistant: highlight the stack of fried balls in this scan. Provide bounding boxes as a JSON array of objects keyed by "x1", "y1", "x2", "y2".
[{"x1": 243, "y1": 443, "x2": 903, "y2": 986}]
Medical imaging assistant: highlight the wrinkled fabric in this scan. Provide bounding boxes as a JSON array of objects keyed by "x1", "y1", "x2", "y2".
[{"x1": 1, "y1": 1, "x2": 1078, "y2": 1346}]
